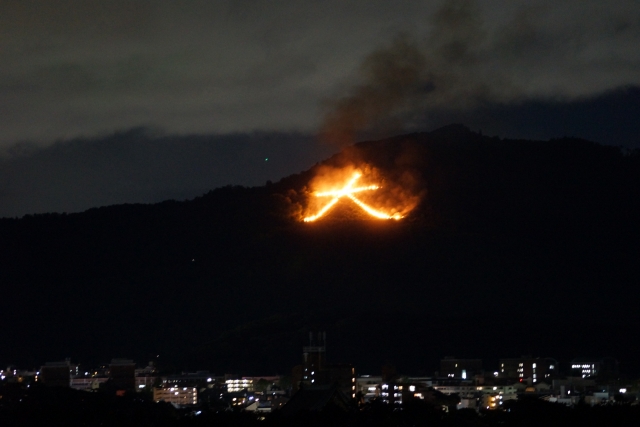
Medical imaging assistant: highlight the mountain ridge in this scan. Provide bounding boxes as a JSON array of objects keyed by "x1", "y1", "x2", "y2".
[{"x1": 1, "y1": 125, "x2": 639, "y2": 375}]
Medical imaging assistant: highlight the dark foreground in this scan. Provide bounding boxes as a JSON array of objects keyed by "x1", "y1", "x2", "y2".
[{"x1": 1, "y1": 384, "x2": 639, "y2": 427}]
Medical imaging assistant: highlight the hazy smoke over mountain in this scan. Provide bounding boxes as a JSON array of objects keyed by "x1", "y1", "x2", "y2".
[
  {"x1": 319, "y1": 0, "x2": 498, "y2": 146},
  {"x1": 320, "y1": 0, "x2": 640, "y2": 145},
  {"x1": 319, "y1": 36, "x2": 427, "y2": 147}
]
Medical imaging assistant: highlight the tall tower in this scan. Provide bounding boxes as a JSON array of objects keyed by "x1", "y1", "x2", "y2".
[{"x1": 302, "y1": 331, "x2": 326, "y2": 385}]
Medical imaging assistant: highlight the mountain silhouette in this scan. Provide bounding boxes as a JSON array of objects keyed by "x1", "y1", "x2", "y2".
[{"x1": 1, "y1": 125, "x2": 639, "y2": 376}]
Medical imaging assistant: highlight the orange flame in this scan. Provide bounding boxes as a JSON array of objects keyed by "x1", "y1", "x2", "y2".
[{"x1": 303, "y1": 172, "x2": 404, "y2": 222}]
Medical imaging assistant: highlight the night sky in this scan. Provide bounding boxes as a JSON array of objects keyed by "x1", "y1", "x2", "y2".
[{"x1": 1, "y1": 0, "x2": 639, "y2": 217}]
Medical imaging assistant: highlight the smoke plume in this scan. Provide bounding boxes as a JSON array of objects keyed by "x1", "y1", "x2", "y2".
[
  {"x1": 320, "y1": 0, "x2": 640, "y2": 146},
  {"x1": 319, "y1": 0, "x2": 494, "y2": 146}
]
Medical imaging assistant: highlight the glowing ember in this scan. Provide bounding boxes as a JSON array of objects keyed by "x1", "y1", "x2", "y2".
[{"x1": 303, "y1": 172, "x2": 403, "y2": 222}]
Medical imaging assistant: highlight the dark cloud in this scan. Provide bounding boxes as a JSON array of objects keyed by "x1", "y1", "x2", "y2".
[
  {"x1": 0, "y1": 130, "x2": 333, "y2": 217},
  {"x1": 1, "y1": 1, "x2": 639, "y2": 146},
  {"x1": 0, "y1": 1, "x2": 434, "y2": 145}
]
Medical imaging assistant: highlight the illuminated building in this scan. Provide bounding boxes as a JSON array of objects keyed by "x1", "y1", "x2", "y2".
[
  {"x1": 70, "y1": 377, "x2": 109, "y2": 391},
  {"x1": 226, "y1": 378, "x2": 254, "y2": 393},
  {"x1": 356, "y1": 375, "x2": 382, "y2": 402},
  {"x1": 1, "y1": 368, "x2": 37, "y2": 384},
  {"x1": 379, "y1": 381, "x2": 460, "y2": 410},
  {"x1": 153, "y1": 386, "x2": 198, "y2": 406},
  {"x1": 369, "y1": 377, "x2": 432, "y2": 405},
  {"x1": 302, "y1": 332, "x2": 326, "y2": 386},
  {"x1": 293, "y1": 332, "x2": 326, "y2": 391},
  {"x1": 570, "y1": 357, "x2": 618, "y2": 379},
  {"x1": 292, "y1": 332, "x2": 356, "y2": 398},
  {"x1": 379, "y1": 382, "x2": 406, "y2": 405},
  {"x1": 432, "y1": 382, "x2": 518, "y2": 409},
  {"x1": 135, "y1": 375, "x2": 156, "y2": 391},
  {"x1": 499, "y1": 357, "x2": 557, "y2": 382},
  {"x1": 134, "y1": 362, "x2": 157, "y2": 390},
  {"x1": 439, "y1": 357, "x2": 482, "y2": 379},
  {"x1": 431, "y1": 383, "x2": 477, "y2": 398},
  {"x1": 481, "y1": 393, "x2": 502, "y2": 410},
  {"x1": 243, "y1": 375, "x2": 282, "y2": 392},
  {"x1": 162, "y1": 371, "x2": 218, "y2": 388}
]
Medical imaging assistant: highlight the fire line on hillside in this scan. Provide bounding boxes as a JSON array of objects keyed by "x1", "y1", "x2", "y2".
[{"x1": 303, "y1": 170, "x2": 406, "y2": 222}]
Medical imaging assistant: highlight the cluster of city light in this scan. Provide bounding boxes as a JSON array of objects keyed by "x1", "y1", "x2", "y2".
[{"x1": 303, "y1": 172, "x2": 403, "y2": 222}]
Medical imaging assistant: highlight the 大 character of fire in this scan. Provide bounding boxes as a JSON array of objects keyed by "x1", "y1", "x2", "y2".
[{"x1": 303, "y1": 172, "x2": 403, "y2": 222}]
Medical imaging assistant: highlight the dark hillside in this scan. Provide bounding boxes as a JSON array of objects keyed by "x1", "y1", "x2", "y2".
[{"x1": 1, "y1": 125, "x2": 639, "y2": 375}]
